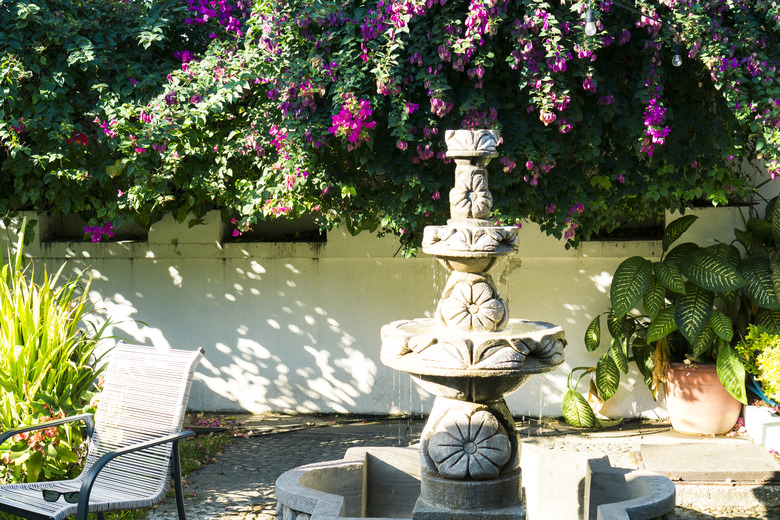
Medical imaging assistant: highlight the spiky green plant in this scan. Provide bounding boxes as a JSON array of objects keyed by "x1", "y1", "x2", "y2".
[{"x1": 0, "y1": 219, "x2": 110, "y2": 483}]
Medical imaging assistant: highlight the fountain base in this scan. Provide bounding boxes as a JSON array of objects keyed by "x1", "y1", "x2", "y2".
[
  {"x1": 416, "y1": 468, "x2": 525, "y2": 519},
  {"x1": 414, "y1": 498, "x2": 525, "y2": 520},
  {"x1": 275, "y1": 443, "x2": 676, "y2": 520}
]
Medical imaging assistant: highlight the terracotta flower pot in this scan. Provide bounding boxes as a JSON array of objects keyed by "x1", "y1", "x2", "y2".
[{"x1": 664, "y1": 362, "x2": 743, "y2": 435}]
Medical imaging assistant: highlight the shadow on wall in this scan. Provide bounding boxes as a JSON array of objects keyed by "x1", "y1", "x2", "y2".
[{"x1": 80, "y1": 253, "x2": 434, "y2": 414}]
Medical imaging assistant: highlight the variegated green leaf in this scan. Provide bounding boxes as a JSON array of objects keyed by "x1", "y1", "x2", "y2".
[
  {"x1": 675, "y1": 282, "x2": 714, "y2": 342},
  {"x1": 674, "y1": 282, "x2": 715, "y2": 341},
  {"x1": 584, "y1": 315, "x2": 601, "y2": 352},
  {"x1": 665, "y1": 242, "x2": 700, "y2": 265},
  {"x1": 738, "y1": 257, "x2": 780, "y2": 309},
  {"x1": 678, "y1": 249, "x2": 746, "y2": 292},
  {"x1": 643, "y1": 276, "x2": 665, "y2": 320},
  {"x1": 562, "y1": 389, "x2": 600, "y2": 428},
  {"x1": 734, "y1": 228, "x2": 753, "y2": 250},
  {"x1": 734, "y1": 311, "x2": 750, "y2": 338},
  {"x1": 596, "y1": 354, "x2": 620, "y2": 401},
  {"x1": 716, "y1": 342, "x2": 747, "y2": 405},
  {"x1": 771, "y1": 200, "x2": 780, "y2": 245},
  {"x1": 705, "y1": 243, "x2": 740, "y2": 266},
  {"x1": 767, "y1": 196, "x2": 778, "y2": 224},
  {"x1": 756, "y1": 308, "x2": 780, "y2": 334},
  {"x1": 708, "y1": 310, "x2": 733, "y2": 341},
  {"x1": 642, "y1": 371, "x2": 655, "y2": 396},
  {"x1": 770, "y1": 259, "x2": 780, "y2": 307},
  {"x1": 607, "y1": 312, "x2": 635, "y2": 339},
  {"x1": 749, "y1": 217, "x2": 773, "y2": 241},
  {"x1": 691, "y1": 324, "x2": 715, "y2": 360},
  {"x1": 721, "y1": 289, "x2": 738, "y2": 307},
  {"x1": 610, "y1": 338, "x2": 629, "y2": 374},
  {"x1": 647, "y1": 307, "x2": 678, "y2": 342},
  {"x1": 610, "y1": 257, "x2": 653, "y2": 317},
  {"x1": 655, "y1": 261, "x2": 685, "y2": 293},
  {"x1": 632, "y1": 339, "x2": 654, "y2": 379},
  {"x1": 662, "y1": 215, "x2": 698, "y2": 252}
]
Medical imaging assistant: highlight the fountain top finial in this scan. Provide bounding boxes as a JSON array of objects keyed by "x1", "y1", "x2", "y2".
[{"x1": 445, "y1": 129, "x2": 500, "y2": 158}]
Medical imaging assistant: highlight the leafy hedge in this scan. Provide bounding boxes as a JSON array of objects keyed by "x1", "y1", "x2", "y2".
[{"x1": 3, "y1": 0, "x2": 780, "y2": 252}]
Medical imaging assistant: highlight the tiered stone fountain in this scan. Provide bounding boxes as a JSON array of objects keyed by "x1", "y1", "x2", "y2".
[
  {"x1": 379, "y1": 129, "x2": 564, "y2": 519},
  {"x1": 274, "y1": 130, "x2": 676, "y2": 520}
]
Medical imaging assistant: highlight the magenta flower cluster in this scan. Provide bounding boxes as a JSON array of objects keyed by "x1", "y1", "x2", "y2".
[
  {"x1": 93, "y1": 117, "x2": 118, "y2": 138},
  {"x1": 328, "y1": 95, "x2": 377, "y2": 151},
  {"x1": 183, "y1": 0, "x2": 250, "y2": 37},
  {"x1": 84, "y1": 222, "x2": 115, "y2": 243},
  {"x1": 640, "y1": 61, "x2": 670, "y2": 157}
]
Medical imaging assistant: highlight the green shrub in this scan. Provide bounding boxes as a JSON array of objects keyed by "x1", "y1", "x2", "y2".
[
  {"x1": 4, "y1": 1, "x2": 780, "y2": 252},
  {"x1": 737, "y1": 325, "x2": 780, "y2": 404},
  {"x1": 0, "y1": 220, "x2": 109, "y2": 484}
]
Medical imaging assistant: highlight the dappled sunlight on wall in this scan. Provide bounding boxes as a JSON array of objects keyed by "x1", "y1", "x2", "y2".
[
  {"x1": 0, "y1": 211, "x2": 684, "y2": 417},
  {"x1": 502, "y1": 251, "x2": 665, "y2": 418},
  {"x1": 123, "y1": 255, "x2": 409, "y2": 413}
]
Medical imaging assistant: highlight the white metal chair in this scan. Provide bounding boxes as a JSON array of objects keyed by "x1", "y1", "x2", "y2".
[{"x1": 0, "y1": 343, "x2": 204, "y2": 520}]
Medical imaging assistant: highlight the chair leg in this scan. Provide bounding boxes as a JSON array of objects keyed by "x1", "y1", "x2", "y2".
[
  {"x1": 97, "y1": 513, "x2": 106, "y2": 520},
  {"x1": 172, "y1": 440, "x2": 188, "y2": 520}
]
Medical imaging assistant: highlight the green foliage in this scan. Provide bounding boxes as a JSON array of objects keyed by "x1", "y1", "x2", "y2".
[
  {"x1": 737, "y1": 325, "x2": 780, "y2": 403},
  {"x1": 562, "y1": 206, "x2": 780, "y2": 427},
  {"x1": 178, "y1": 431, "x2": 237, "y2": 475},
  {"x1": 0, "y1": 0, "x2": 201, "y2": 230},
  {"x1": 3, "y1": 1, "x2": 780, "y2": 251},
  {"x1": 0, "y1": 221, "x2": 109, "y2": 484},
  {"x1": 562, "y1": 386, "x2": 600, "y2": 429},
  {"x1": 610, "y1": 257, "x2": 652, "y2": 318}
]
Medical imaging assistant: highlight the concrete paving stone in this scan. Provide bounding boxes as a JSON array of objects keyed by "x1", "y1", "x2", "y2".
[{"x1": 639, "y1": 442, "x2": 780, "y2": 482}]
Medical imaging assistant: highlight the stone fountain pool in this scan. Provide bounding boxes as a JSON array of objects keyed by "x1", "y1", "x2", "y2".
[{"x1": 275, "y1": 130, "x2": 675, "y2": 520}]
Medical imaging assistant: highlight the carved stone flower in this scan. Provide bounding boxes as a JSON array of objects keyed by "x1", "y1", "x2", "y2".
[
  {"x1": 450, "y1": 171, "x2": 492, "y2": 219},
  {"x1": 439, "y1": 281, "x2": 506, "y2": 332},
  {"x1": 428, "y1": 410, "x2": 511, "y2": 480}
]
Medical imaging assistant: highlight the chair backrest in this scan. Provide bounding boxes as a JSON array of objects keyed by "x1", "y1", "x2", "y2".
[{"x1": 80, "y1": 343, "x2": 203, "y2": 496}]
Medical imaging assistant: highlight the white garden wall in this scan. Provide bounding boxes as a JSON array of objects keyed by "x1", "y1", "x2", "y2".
[{"x1": 0, "y1": 207, "x2": 750, "y2": 419}]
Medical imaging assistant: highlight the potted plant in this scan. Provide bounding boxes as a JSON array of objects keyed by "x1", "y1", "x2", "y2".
[{"x1": 564, "y1": 202, "x2": 780, "y2": 433}]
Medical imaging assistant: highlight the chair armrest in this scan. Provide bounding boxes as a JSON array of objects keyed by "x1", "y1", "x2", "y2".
[
  {"x1": 76, "y1": 429, "x2": 196, "y2": 520},
  {"x1": 0, "y1": 414, "x2": 95, "y2": 445}
]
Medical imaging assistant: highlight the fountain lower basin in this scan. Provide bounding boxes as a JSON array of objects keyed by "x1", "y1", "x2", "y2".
[{"x1": 275, "y1": 443, "x2": 676, "y2": 520}]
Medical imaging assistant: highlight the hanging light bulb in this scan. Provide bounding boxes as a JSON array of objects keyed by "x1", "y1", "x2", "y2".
[
  {"x1": 584, "y1": 7, "x2": 597, "y2": 36},
  {"x1": 672, "y1": 43, "x2": 682, "y2": 67}
]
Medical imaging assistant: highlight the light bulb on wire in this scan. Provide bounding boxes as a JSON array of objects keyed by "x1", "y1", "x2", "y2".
[
  {"x1": 672, "y1": 42, "x2": 682, "y2": 67},
  {"x1": 584, "y1": 7, "x2": 597, "y2": 36}
]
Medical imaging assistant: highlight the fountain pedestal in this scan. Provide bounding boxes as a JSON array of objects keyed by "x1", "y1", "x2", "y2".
[{"x1": 380, "y1": 130, "x2": 565, "y2": 520}]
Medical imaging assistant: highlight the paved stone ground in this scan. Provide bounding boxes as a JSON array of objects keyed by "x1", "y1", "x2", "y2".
[
  {"x1": 146, "y1": 421, "x2": 421, "y2": 520},
  {"x1": 143, "y1": 416, "x2": 780, "y2": 520}
]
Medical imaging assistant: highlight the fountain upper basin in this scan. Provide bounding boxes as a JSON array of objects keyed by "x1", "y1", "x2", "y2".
[{"x1": 380, "y1": 318, "x2": 565, "y2": 402}]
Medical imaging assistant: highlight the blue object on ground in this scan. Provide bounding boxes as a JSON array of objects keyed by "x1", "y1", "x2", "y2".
[{"x1": 748, "y1": 373, "x2": 778, "y2": 407}]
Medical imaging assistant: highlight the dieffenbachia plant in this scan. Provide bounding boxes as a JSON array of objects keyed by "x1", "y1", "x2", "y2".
[{"x1": 564, "y1": 202, "x2": 780, "y2": 428}]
